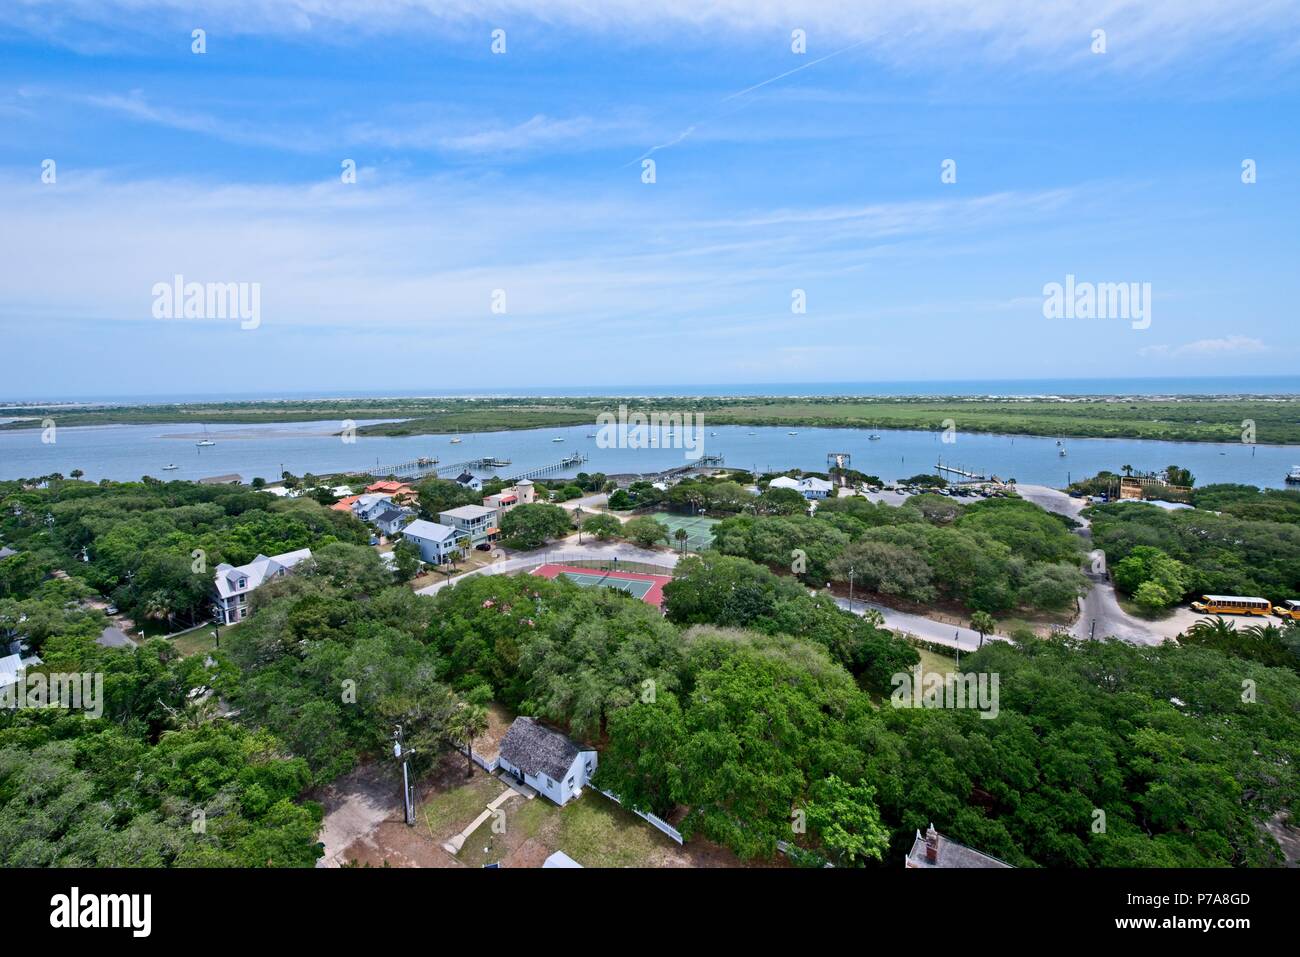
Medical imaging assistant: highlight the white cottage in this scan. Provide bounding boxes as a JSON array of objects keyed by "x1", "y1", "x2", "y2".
[{"x1": 497, "y1": 717, "x2": 597, "y2": 807}]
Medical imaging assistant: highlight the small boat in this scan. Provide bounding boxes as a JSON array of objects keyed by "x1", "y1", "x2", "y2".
[
  {"x1": 748, "y1": 431, "x2": 756, "y2": 435},
  {"x1": 868, "y1": 434, "x2": 881, "y2": 441},
  {"x1": 195, "y1": 424, "x2": 215, "y2": 448},
  {"x1": 449, "y1": 437, "x2": 462, "y2": 444},
  {"x1": 162, "y1": 464, "x2": 179, "y2": 471},
  {"x1": 787, "y1": 431, "x2": 797, "y2": 436},
  {"x1": 552, "y1": 437, "x2": 565, "y2": 443},
  {"x1": 1059, "y1": 448, "x2": 1067, "y2": 457},
  {"x1": 1055, "y1": 440, "x2": 1062, "y2": 446},
  {"x1": 1286, "y1": 466, "x2": 1300, "y2": 484},
  {"x1": 586, "y1": 433, "x2": 597, "y2": 438}
]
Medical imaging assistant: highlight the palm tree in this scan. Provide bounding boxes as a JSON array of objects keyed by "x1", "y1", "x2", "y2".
[
  {"x1": 970, "y1": 611, "x2": 996, "y2": 648},
  {"x1": 453, "y1": 704, "x2": 490, "y2": 778},
  {"x1": 1183, "y1": 616, "x2": 1237, "y2": 644},
  {"x1": 674, "y1": 527, "x2": 689, "y2": 555},
  {"x1": 1121, "y1": 464, "x2": 1134, "y2": 477},
  {"x1": 70, "y1": 469, "x2": 84, "y2": 480}
]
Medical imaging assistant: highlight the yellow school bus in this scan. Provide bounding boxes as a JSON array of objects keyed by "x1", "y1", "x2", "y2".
[
  {"x1": 1274, "y1": 599, "x2": 1300, "y2": 621},
  {"x1": 1190, "y1": 595, "x2": 1273, "y2": 617}
]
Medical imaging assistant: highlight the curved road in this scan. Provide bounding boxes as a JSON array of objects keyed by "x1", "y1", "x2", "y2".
[{"x1": 416, "y1": 486, "x2": 1194, "y2": 650}]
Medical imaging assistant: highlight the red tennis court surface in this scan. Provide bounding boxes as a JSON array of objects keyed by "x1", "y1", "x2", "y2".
[{"x1": 530, "y1": 563, "x2": 674, "y2": 608}]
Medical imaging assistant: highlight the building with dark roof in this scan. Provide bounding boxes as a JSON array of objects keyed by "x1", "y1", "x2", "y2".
[
  {"x1": 905, "y1": 824, "x2": 1012, "y2": 868},
  {"x1": 498, "y1": 717, "x2": 597, "y2": 806}
]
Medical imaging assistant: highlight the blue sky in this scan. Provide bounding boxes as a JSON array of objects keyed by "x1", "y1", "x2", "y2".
[{"x1": 2, "y1": 1, "x2": 1299, "y2": 399}]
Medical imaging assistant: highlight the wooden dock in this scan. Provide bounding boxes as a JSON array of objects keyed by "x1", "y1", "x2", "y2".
[{"x1": 506, "y1": 452, "x2": 588, "y2": 482}]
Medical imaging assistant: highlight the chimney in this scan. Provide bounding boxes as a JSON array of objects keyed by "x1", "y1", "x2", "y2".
[{"x1": 925, "y1": 823, "x2": 939, "y2": 864}]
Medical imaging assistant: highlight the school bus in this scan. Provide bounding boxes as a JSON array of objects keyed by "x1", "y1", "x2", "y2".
[
  {"x1": 1274, "y1": 599, "x2": 1300, "y2": 621},
  {"x1": 1190, "y1": 595, "x2": 1273, "y2": 617}
]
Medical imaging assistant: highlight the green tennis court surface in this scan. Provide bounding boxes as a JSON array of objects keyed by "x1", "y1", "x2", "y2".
[
  {"x1": 558, "y1": 571, "x2": 655, "y2": 599},
  {"x1": 650, "y1": 512, "x2": 720, "y2": 550}
]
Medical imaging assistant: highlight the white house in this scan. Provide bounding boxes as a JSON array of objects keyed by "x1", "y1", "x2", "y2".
[
  {"x1": 401, "y1": 519, "x2": 461, "y2": 564},
  {"x1": 497, "y1": 717, "x2": 597, "y2": 807},
  {"x1": 212, "y1": 547, "x2": 313, "y2": 625},
  {"x1": 0, "y1": 653, "x2": 23, "y2": 693},
  {"x1": 438, "y1": 504, "x2": 499, "y2": 546},
  {"x1": 769, "y1": 475, "x2": 833, "y2": 500},
  {"x1": 799, "y1": 477, "x2": 835, "y2": 499},
  {"x1": 452, "y1": 471, "x2": 483, "y2": 492},
  {"x1": 483, "y1": 478, "x2": 536, "y2": 514}
]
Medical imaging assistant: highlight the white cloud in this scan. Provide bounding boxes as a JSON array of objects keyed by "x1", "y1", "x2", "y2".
[
  {"x1": 13, "y1": 1, "x2": 1300, "y2": 68},
  {"x1": 1139, "y1": 336, "x2": 1269, "y2": 359},
  {"x1": 0, "y1": 168, "x2": 1079, "y2": 337}
]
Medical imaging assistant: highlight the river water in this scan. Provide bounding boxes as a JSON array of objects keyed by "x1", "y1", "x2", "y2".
[{"x1": 1, "y1": 419, "x2": 1297, "y2": 489}]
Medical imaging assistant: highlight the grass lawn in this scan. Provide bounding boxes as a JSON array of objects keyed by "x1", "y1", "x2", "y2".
[
  {"x1": 168, "y1": 619, "x2": 248, "y2": 657},
  {"x1": 417, "y1": 770, "x2": 503, "y2": 842},
  {"x1": 547, "y1": 794, "x2": 684, "y2": 868},
  {"x1": 916, "y1": 646, "x2": 958, "y2": 677}
]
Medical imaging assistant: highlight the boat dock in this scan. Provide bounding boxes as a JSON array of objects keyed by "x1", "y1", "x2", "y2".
[
  {"x1": 506, "y1": 452, "x2": 588, "y2": 482},
  {"x1": 365, "y1": 456, "x2": 441, "y2": 479},
  {"x1": 934, "y1": 462, "x2": 988, "y2": 482}
]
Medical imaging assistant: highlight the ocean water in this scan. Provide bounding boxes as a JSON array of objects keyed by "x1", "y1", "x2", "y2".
[{"x1": 5, "y1": 375, "x2": 1300, "y2": 406}]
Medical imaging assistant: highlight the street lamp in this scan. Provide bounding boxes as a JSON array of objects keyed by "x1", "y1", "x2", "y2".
[
  {"x1": 575, "y1": 505, "x2": 584, "y2": 544},
  {"x1": 848, "y1": 565, "x2": 855, "y2": 614}
]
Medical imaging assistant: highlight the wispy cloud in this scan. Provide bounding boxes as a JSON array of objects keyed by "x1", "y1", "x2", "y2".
[
  {"x1": 14, "y1": 1, "x2": 1300, "y2": 68},
  {"x1": 1140, "y1": 336, "x2": 1270, "y2": 359}
]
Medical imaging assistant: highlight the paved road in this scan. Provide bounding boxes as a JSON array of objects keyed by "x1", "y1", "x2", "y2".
[
  {"x1": 1016, "y1": 484, "x2": 1198, "y2": 643},
  {"x1": 835, "y1": 597, "x2": 1006, "y2": 653}
]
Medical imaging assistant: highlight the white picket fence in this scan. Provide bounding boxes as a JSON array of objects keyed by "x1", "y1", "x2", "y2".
[
  {"x1": 595, "y1": 787, "x2": 683, "y2": 845},
  {"x1": 454, "y1": 744, "x2": 499, "y2": 773}
]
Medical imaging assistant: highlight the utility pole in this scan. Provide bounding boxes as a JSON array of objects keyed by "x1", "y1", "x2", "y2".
[
  {"x1": 954, "y1": 633, "x2": 960, "y2": 668},
  {"x1": 1089, "y1": 618, "x2": 1096, "y2": 641},
  {"x1": 848, "y1": 565, "x2": 855, "y2": 614},
  {"x1": 393, "y1": 725, "x2": 416, "y2": 826}
]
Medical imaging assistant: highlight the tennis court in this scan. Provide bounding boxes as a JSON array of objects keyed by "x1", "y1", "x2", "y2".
[
  {"x1": 531, "y1": 563, "x2": 673, "y2": 607},
  {"x1": 649, "y1": 512, "x2": 720, "y2": 551}
]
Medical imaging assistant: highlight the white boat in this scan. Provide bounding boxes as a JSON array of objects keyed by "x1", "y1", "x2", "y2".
[
  {"x1": 787, "y1": 431, "x2": 797, "y2": 436},
  {"x1": 1286, "y1": 466, "x2": 1300, "y2": 484},
  {"x1": 162, "y1": 464, "x2": 179, "y2": 471},
  {"x1": 868, "y1": 434, "x2": 881, "y2": 441},
  {"x1": 1059, "y1": 448, "x2": 1067, "y2": 457},
  {"x1": 552, "y1": 437, "x2": 564, "y2": 442},
  {"x1": 586, "y1": 433, "x2": 597, "y2": 438},
  {"x1": 196, "y1": 424, "x2": 215, "y2": 448},
  {"x1": 449, "y1": 437, "x2": 462, "y2": 444}
]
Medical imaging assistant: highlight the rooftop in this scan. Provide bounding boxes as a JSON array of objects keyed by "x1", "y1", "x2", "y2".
[
  {"x1": 402, "y1": 519, "x2": 457, "y2": 541},
  {"x1": 499, "y1": 717, "x2": 592, "y2": 782},
  {"x1": 905, "y1": 826, "x2": 1012, "y2": 869},
  {"x1": 440, "y1": 504, "x2": 496, "y2": 521}
]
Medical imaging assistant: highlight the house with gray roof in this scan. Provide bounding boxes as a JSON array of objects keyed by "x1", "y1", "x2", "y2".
[
  {"x1": 905, "y1": 824, "x2": 1012, "y2": 868},
  {"x1": 211, "y1": 547, "x2": 313, "y2": 624},
  {"x1": 438, "y1": 504, "x2": 499, "y2": 546},
  {"x1": 0, "y1": 546, "x2": 17, "y2": 561},
  {"x1": 497, "y1": 717, "x2": 597, "y2": 807},
  {"x1": 369, "y1": 504, "x2": 412, "y2": 536},
  {"x1": 401, "y1": 519, "x2": 460, "y2": 564}
]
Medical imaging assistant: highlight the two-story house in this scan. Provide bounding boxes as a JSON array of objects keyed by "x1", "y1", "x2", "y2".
[
  {"x1": 211, "y1": 548, "x2": 313, "y2": 625},
  {"x1": 482, "y1": 478, "x2": 535, "y2": 515},
  {"x1": 437, "y1": 504, "x2": 499, "y2": 547},
  {"x1": 400, "y1": 519, "x2": 461, "y2": 564}
]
